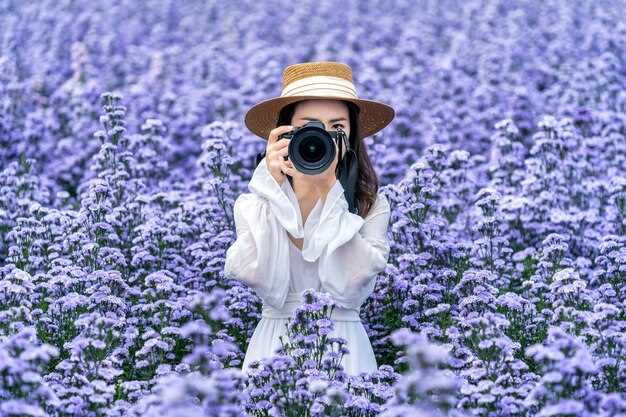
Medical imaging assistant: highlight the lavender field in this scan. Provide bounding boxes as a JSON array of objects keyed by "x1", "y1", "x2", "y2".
[{"x1": 1, "y1": 0, "x2": 626, "y2": 416}]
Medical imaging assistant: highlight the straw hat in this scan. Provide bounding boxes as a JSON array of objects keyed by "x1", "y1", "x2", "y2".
[{"x1": 244, "y1": 61, "x2": 395, "y2": 141}]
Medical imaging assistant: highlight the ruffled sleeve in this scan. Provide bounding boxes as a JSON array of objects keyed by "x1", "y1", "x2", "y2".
[
  {"x1": 223, "y1": 156, "x2": 304, "y2": 310},
  {"x1": 301, "y1": 179, "x2": 391, "y2": 310}
]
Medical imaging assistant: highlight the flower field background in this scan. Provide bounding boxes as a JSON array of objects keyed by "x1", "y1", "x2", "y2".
[{"x1": 1, "y1": 0, "x2": 626, "y2": 416}]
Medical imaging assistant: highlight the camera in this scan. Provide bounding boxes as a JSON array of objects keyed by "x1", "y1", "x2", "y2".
[{"x1": 277, "y1": 120, "x2": 348, "y2": 175}]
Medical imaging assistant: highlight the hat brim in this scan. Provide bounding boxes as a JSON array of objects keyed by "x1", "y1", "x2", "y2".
[{"x1": 244, "y1": 95, "x2": 395, "y2": 141}]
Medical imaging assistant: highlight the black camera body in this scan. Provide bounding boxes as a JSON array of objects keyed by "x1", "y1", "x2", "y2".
[{"x1": 277, "y1": 120, "x2": 348, "y2": 175}]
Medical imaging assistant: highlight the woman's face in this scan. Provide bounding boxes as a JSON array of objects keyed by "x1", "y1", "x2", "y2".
[{"x1": 290, "y1": 99, "x2": 351, "y2": 159}]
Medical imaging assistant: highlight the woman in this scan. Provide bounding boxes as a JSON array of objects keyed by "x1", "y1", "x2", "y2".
[{"x1": 224, "y1": 61, "x2": 395, "y2": 376}]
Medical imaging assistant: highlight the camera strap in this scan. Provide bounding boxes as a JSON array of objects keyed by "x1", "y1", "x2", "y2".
[
  {"x1": 337, "y1": 148, "x2": 359, "y2": 214},
  {"x1": 335, "y1": 128, "x2": 359, "y2": 215}
]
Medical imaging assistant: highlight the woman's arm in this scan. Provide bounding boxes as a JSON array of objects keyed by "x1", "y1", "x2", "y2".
[
  {"x1": 301, "y1": 180, "x2": 392, "y2": 310},
  {"x1": 223, "y1": 157, "x2": 304, "y2": 310}
]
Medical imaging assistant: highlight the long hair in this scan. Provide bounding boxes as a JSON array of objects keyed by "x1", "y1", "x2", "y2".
[{"x1": 275, "y1": 100, "x2": 379, "y2": 218}]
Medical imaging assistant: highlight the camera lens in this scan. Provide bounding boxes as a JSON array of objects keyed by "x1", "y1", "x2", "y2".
[
  {"x1": 288, "y1": 122, "x2": 335, "y2": 175},
  {"x1": 299, "y1": 135, "x2": 325, "y2": 163}
]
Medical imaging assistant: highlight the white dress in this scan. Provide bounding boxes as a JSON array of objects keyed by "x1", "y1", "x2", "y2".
[{"x1": 223, "y1": 155, "x2": 391, "y2": 376}]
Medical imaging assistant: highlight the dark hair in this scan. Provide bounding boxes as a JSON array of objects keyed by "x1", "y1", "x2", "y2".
[{"x1": 275, "y1": 99, "x2": 379, "y2": 218}]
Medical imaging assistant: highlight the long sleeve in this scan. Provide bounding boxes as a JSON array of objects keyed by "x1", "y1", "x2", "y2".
[
  {"x1": 301, "y1": 179, "x2": 391, "y2": 310},
  {"x1": 223, "y1": 156, "x2": 304, "y2": 310}
]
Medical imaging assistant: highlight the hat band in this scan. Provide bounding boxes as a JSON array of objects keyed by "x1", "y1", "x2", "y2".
[{"x1": 281, "y1": 75, "x2": 358, "y2": 99}]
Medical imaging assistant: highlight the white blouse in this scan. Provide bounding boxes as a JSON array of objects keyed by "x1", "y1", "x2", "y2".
[{"x1": 224, "y1": 155, "x2": 391, "y2": 376}]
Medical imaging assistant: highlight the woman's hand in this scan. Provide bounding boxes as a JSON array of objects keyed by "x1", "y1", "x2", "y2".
[{"x1": 265, "y1": 125, "x2": 295, "y2": 186}]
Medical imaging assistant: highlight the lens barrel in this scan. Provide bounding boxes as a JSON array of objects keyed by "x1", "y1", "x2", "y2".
[{"x1": 278, "y1": 121, "x2": 337, "y2": 175}]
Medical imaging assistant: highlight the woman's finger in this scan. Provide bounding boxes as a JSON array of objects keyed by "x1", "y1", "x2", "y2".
[{"x1": 281, "y1": 160, "x2": 297, "y2": 177}]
